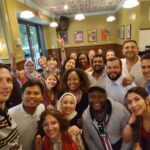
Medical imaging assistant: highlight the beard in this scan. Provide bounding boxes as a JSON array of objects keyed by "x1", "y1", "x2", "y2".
[
  {"x1": 93, "y1": 66, "x2": 104, "y2": 73},
  {"x1": 107, "y1": 72, "x2": 121, "y2": 81}
]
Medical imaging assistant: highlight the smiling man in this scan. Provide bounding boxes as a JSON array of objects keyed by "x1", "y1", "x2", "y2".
[
  {"x1": 0, "y1": 63, "x2": 22, "y2": 149},
  {"x1": 8, "y1": 80, "x2": 45, "y2": 150},
  {"x1": 82, "y1": 86, "x2": 132, "y2": 150},
  {"x1": 121, "y1": 40, "x2": 146, "y2": 87},
  {"x1": 141, "y1": 54, "x2": 150, "y2": 96}
]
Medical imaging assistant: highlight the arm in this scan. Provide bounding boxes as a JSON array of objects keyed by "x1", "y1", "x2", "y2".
[
  {"x1": 57, "y1": 34, "x2": 67, "y2": 65},
  {"x1": 82, "y1": 116, "x2": 99, "y2": 150}
]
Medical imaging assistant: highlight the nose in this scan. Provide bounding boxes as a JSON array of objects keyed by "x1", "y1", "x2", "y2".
[{"x1": 130, "y1": 101, "x2": 137, "y2": 108}]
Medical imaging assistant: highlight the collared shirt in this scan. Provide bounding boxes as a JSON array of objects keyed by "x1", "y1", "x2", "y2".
[
  {"x1": 8, "y1": 103, "x2": 45, "y2": 150},
  {"x1": 106, "y1": 74, "x2": 136, "y2": 105},
  {"x1": 121, "y1": 57, "x2": 146, "y2": 88},
  {"x1": 88, "y1": 70, "x2": 107, "y2": 89}
]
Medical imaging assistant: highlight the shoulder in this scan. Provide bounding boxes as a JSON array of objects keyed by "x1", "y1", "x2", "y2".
[{"x1": 8, "y1": 104, "x2": 22, "y2": 114}]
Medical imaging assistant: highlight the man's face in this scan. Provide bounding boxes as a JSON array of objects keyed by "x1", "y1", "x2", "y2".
[
  {"x1": 88, "y1": 91, "x2": 107, "y2": 113},
  {"x1": 0, "y1": 68, "x2": 13, "y2": 103},
  {"x1": 92, "y1": 57, "x2": 105, "y2": 72},
  {"x1": 106, "y1": 60, "x2": 122, "y2": 81},
  {"x1": 141, "y1": 59, "x2": 150, "y2": 82},
  {"x1": 122, "y1": 42, "x2": 138, "y2": 59},
  {"x1": 22, "y1": 85, "x2": 42, "y2": 109}
]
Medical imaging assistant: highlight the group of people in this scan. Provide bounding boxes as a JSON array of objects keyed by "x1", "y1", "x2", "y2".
[{"x1": 0, "y1": 39, "x2": 150, "y2": 150}]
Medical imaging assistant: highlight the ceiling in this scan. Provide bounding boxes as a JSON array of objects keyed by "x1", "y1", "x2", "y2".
[{"x1": 18, "y1": 0, "x2": 127, "y2": 17}]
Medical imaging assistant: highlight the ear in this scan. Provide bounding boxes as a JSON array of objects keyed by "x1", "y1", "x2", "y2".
[{"x1": 145, "y1": 97, "x2": 150, "y2": 105}]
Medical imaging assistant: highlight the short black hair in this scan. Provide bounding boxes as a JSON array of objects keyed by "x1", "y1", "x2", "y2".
[
  {"x1": 0, "y1": 63, "x2": 9, "y2": 71},
  {"x1": 22, "y1": 79, "x2": 44, "y2": 95},
  {"x1": 87, "y1": 86, "x2": 106, "y2": 95},
  {"x1": 141, "y1": 53, "x2": 150, "y2": 61},
  {"x1": 91, "y1": 54, "x2": 106, "y2": 64},
  {"x1": 106, "y1": 57, "x2": 122, "y2": 68}
]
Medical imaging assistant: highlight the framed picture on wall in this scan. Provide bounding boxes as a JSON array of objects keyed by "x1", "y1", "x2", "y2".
[
  {"x1": 101, "y1": 28, "x2": 111, "y2": 41},
  {"x1": 120, "y1": 25, "x2": 125, "y2": 39},
  {"x1": 126, "y1": 24, "x2": 131, "y2": 39},
  {"x1": 74, "y1": 31, "x2": 83, "y2": 43},
  {"x1": 87, "y1": 29, "x2": 97, "y2": 42}
]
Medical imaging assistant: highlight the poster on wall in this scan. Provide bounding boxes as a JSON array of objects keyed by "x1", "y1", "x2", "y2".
[
  {"x1": 87, "y1": 29, "x2": 97, "y2": 42},
  {"x1": 74, "y1": 31, "x2": 83, "y2": 43},
  {"x1": 101, "y1": 28, "x2": 111, "y2": 41}
]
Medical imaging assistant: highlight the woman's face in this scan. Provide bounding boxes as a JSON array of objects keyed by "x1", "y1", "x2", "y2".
[
  {"x1": 26, "y1": 62, "x2": 34, "y2": 72},
  {"x1": 67, "y1": 71, "x2": 80, "y2": 91},
  {"x1": 79, "y1": 54, "x2": 88, "y2": 68},
  {"x1": 65, "y1": 59, "x2": 76, "y2": 70},
  {"x1": 127, "y1": 92, "x2": 148, "y2": 116},
  {"x1": 45, "y1": 75, "x2": 57, "y2": 90},
  {"x1": 61, "y1": 95, "x2": 76, "y2": 116},
  {"x1": 43, "y1": 114, "x2": 61, "y2": 141}
]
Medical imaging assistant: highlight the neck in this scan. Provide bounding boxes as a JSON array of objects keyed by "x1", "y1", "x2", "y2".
[
  {"x1": 23, "y1": 104, "x2": 36, "y2": 115},
  {"x1": 93, "y1": 70, "x2": 103, "y2": 79},
  {"x1": 126, "y1": 56, "x2": 138, "y2": 65},
  {"x1": 0, "y1": 102, "x2": 5, "y2": 110},
  {"x1": 51, "y1": 133, "x2": 62, "y2": 142},
  {"x1": 142, "y1": 105, "x2": 150, "y2": 120}
]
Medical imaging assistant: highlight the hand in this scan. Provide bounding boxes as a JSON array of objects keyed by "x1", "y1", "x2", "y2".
[
  {"x1": 122, "y1": 124, "x2": 133, "y2": 143},
  {"x1": 133, "y1": 143, "x2": 143, "y2": 150},
  {"x1": 57, "y1": 34, "x2": 64, "y2": 48},
  {"x1": 68, "y1": 125, "x2": 81, "y2": 136},
  {"x1": 122, "y1": 75, "x2": 134, "y2": 86},
  {"x1": 35, "y1": 135, "x2": 43, "y2": 150}
]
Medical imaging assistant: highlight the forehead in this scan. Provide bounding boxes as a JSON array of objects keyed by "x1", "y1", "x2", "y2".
[
  {"x1": 123, "y1": 42, "x2": 137, "y2": 47},
  {"x1": 141, "y1": 59, "x2": 150, "y2": 65},
  {"x1": 93, "y1": 57, "x2": 104, "y2": 61},
  {"x1": 0, "y1": 68, "x2": 12, "y2": 78},
  {"x1": 79, "y1": 54, "x2": 87, "y2": 58},
  {"x1": 107, "y1": 59, "x2": 120, "y2": 66},
  {"x1": 23, "y1": 85, "x2": 41, "y2": 92},
  {"x1": 88, "y1": 91, "x2": 106, "y2": 96},
  {"x1": 62, "y1": 95, "x2": 74, "y2": 100}
]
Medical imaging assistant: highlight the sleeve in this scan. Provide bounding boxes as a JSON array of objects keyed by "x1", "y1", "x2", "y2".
[{"x1": 82, "y1": 114, "x2": 99, "y2": 150}]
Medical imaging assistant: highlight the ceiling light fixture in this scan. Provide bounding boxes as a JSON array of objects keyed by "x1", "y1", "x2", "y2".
[
  {"x1": 123, "y1": 0, "x2": 139, "y2": 8},
  {"x1": 20, "y1": 0, "x2": 34, "y2": 19},
  {"x1": 74, "y1": 13, "x2": 85, "y2": 21},
  {"x1": 50, "y1": 21, "x2": 58, "y2": 27},
  {"x1": 20, "y1": 10, "x2": 34, "y2": 19},
  {"x1": 64, "y1": 4, "x2": 68, "y2": 10},
  {"x1": 106, "y1": 16, "x2": 116, "y2": 22}
]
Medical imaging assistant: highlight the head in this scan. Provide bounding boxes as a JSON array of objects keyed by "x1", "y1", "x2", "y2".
[
  {"x1": 38, "y1": 56, "x2": 47, "y2": 70},
  {"x1": 69, "y1": 52, "x2": 77, "y2": 60},
  {"x1": 57, "y1": 92, "x2": 77, "y2": 118},
  {"x1": 88, "y1": 50, "x2": 96, "y2": 61},
  {"x1": 47, "y1": 57, "x2": 58, "y2": 70},
  {"x1": 122, "y1": 40, "x2": 139, "y2": 59},
  {"x1": 91, "y1": 54, "x2": 106, "y2": 73},
  {"x1": 106, "y1": 57, "x2": 122, "y2": 81},
  {"x1": 0, "y1": 63, "x2": 13, "y2": 108},
  {"x1": 64, "y1": 58, "x2": 76, "y2": 70},
  {"x1": 22, "y1": 79, "x2": 44, "y2": 109},
  {"x1": 97, "y1": 49, "x2": 103, "y2": 54},
  {"x1": 38, "y1": 108, "x2": 69, "y2": 140},
  {"x1": 24, "y1": 59, "x2": 35, "y2": 73},
  {"x1": 87, "y1": 86, "x2": 107, "y2": 113},
  {"x1": 125, "y1": 87, "x2": 149, "y2": 116},
  {"x1": 60, "y1": 68, "x2": 90, "y2": 93},
  {"x1": 76, "y1": 53, "x2": 90, "y2": 69},
  {"x1": 141, "y1": 54, "x2": 150, "y2": 82},
  {"x1": 44, "y1": 74, "x2": 59, "y2": 90},
  {"x1": 106, "y1": 50, "x2": 115, "y2": 60}
]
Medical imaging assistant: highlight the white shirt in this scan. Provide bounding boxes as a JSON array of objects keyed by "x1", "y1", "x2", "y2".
[
  {"x1": 106, "y1": 74, "x2": 136, "y2": 105},
  {"x1": 88, "y1": 70, "x2": 106, "y2": 89},
  {"x1": 8, "y1": 103, "x2": 45, "y2": 150},
  {"x1": 121, "y1": 57, "x2": 146, "y2": 88}
]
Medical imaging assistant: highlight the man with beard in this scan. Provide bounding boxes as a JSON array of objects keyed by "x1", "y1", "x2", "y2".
[
  {"x1": 121, "y1": 40, "x2": 146, "y2": 87},
  {"x1": 141, "y1": 54, "x2": 150, "y2": 96},
  {"x1": 88, "y1": 54, "x2": 106, "y2": 89},
  {"x1": 106, "y1": 57, "x2": 135, "y2": 105},
  {"x1": 82, "y1": 86, "x2": 132, "y2": 150}
]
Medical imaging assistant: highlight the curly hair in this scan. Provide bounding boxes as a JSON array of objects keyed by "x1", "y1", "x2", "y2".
[
  {"x1": 37, "y1": 108, "x2": 69, "y2": 137},
  {"x1": 59, "y1": 68, "x2": 90, "y2": 93}
]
